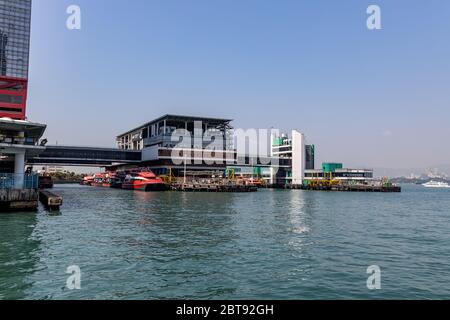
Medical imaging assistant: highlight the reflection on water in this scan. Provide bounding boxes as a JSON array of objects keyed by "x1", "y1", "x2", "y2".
[
  {"x1": 1, "y1": 184, "x2": 450, "y2": 299},
  {"x1": 286, "y1": 191, "x2": 310, "y2": 234}
]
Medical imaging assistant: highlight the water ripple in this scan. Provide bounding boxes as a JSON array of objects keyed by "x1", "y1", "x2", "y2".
[{"x1": 0, "y1": 184, "x2": 449, "y2": 299}]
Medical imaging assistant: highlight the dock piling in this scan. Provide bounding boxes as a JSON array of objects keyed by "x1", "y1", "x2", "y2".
[{"x1": 39, "y1": 190, "x2": 63, "y2": 211}]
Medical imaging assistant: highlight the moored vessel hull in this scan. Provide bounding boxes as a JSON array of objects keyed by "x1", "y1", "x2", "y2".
[
  {"x1": 122, "y1": 182, "x2": 169, "y2": 192},
  {"x1": 143, "y1": 183, "x2": 170, "y2": 192},
  {"x1": 110, "y1": 180, "x2": 123, "y2": 189}
]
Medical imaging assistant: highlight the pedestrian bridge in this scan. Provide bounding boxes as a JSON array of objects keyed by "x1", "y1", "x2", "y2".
[{"x1": 27, "y1": 146, "x2": 142, "y2": 166}]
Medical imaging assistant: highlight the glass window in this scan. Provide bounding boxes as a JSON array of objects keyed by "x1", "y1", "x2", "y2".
[
  {"x1": 0, "y1": 93, "x2": 22, "y2": 104},
  {"x1": 0, "y1": 0, "x2": 31, "y2": 79}
]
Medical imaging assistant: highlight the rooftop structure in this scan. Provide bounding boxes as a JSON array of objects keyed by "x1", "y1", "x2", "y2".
[
  {"x1": 117, "y1": 114, "x2": 233, "y2": 151},
  {"x1": 116, "y1": 114, "x2": 235, "y2": 176}
]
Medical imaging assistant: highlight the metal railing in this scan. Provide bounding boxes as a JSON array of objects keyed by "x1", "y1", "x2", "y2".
[{"x1": 0, "y1": 173, "x2": 39, "y2": 190}]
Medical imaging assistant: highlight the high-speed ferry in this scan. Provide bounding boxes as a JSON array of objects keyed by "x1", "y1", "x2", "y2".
[{"x1": 121, "y1": 171, "x2": 170, "y2": 192}]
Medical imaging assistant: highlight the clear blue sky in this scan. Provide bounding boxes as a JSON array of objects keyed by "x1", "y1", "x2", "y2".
[{"x1": 27, "y1": 0, "x2": 450, "y2": 170}]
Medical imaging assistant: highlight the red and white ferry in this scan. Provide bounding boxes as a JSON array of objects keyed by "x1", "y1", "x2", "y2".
[{"x1": 122, "y1": 171, "x2": 169, "y2": 192}]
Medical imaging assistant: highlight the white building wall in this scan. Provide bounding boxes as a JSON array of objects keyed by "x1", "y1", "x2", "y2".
[
  {"x1": 291, "y1": 130, "x2": 305, "y2": 185},
  {"x1": 141, "y1": 146, "x2": 159, "y2": 161}
]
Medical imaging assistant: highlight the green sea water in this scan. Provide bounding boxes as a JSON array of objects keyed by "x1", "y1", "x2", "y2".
[{"x1": 1, "y1": 184, "x2": 449, "y2": 300}]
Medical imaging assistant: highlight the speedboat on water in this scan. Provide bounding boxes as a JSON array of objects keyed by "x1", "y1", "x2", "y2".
[
  {"x1": 422, "y1": 181, "x2": 450, "y2": 188},
  {"x1": 122, "y1": 171, "x2": 170, "y2": 191}
]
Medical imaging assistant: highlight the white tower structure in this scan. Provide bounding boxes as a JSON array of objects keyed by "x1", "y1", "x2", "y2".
[{"x1": 291, "y1": 130, "x2": 305, "y2": 185}]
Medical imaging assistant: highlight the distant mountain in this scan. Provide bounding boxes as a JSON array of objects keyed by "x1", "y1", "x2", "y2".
[
  {"x1": 433, "y1": 164, "x2": 450, "y2": 175},
  {"x1": 374, "y1": 168, "x2": 422, "y2": 178},
  {"x1": 374, "y1": 165, "x2": 450, "y2": 179}
]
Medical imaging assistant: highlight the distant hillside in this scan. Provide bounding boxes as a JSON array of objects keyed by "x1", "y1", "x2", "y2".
[{"x1": 374, "y1": 165, "x2": 450, "y2": 179}]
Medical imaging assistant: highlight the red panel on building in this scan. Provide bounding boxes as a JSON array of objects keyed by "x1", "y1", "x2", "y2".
[{"x1": 0, "y1": 76, "x2": 28, "y2": 120}]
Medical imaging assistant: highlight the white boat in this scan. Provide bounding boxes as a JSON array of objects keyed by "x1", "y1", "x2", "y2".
[{"x1": 422, "y1": 181, "x2": 450, "y2": 188}]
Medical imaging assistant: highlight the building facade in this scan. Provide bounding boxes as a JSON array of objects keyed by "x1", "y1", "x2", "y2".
[
  {"x1": 116, "y1": 115, "x2": 315, "y2": 185},
  {"x1": 0, "y1": 117, "x2": 46, "y2": 188},
  {"x1": 117, "y1": 115, "x2": 236, "y2": 175},
  {"x1": 0, "y1": 0, "x2": 47, "y2": 203},
  {"x1": 0, "y1": 0, "x2": 32, "y2": 120},
  {"x1": 270, "y1": 130, "x2": 313, "y2": 185},
  {"x1": 304, "y1": 162, "x2": 374, "y2": 185}
]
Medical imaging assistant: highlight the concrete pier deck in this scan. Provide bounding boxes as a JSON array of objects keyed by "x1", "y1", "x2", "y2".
[
  {"x1": 172, "y1": 183, "x2": 258, "y2": 192},
  {"x1": 265, "y1": 184, "x2": 401, "y2": 192},
  {"x1": 302, "y1": 185, "x2": 402, "y2": 192},
  {"x1": 0, "y1": 189, "x2": 39, "y2": 211}
]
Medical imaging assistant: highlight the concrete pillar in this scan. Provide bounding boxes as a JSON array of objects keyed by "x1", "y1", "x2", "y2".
[{"x1": 14, "y1": 151, "x2": 25, "y2": 189}]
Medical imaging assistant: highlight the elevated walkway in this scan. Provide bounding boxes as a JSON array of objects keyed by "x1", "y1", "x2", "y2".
[{"x1": 27, "y1": 146, "x2": 142, "y2": 166}]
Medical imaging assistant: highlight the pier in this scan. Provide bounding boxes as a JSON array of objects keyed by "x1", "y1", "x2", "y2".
[
  {"x1": 172, "y1": 183, "x2": 258, "y2": 193},
  {"x1": 0, "y1": 188, "x2": 39, "y2": 211},
  {"x1": 0, "y1": 174, "x2": 40, "y2": 211},
  {"x1": 39, "y1": 190, "x2": 63, "y2": 211},
  {"x1": 302, "y1": 184, "x2": 402, "y2": 192},
  {"x1": 168, "y1": 171, "x2": 259, "y2": 192},
  {"x1": 265, "y1": 184, "x2": 401, "y2": 192}
]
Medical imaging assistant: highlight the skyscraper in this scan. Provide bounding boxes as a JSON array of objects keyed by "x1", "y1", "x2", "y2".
[{"x1": 0, "y1": 0, "x2": 32, "y2": 120}]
